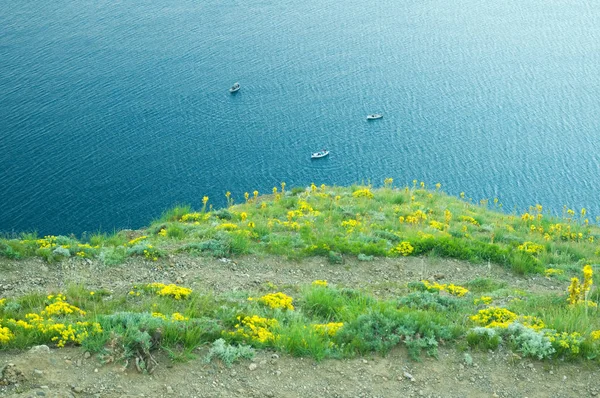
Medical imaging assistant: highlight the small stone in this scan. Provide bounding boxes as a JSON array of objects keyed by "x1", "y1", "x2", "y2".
[
  {"x1": 549, "y1": 371, "x2": 554, "y2": 375},
  {"x1": 403, "y1": 371, "x2": 415, "y2": 382},
  {"x1": 36, "y1": 392, "x2": 45, "y2": 397},
  {"x1": 527, "y1": 363, "x2": 534, "y2": 369},
  {"x1": 275, "y1": 370, "x2": 282, "y2": 376},
  {"x1": 29, "y1": 345, "x2": 50, "y2": 354},
  {"x1": 65, "y1": 360, "x2": 73, "y2": 365},
  {"x1": 94, "y1": 368, "x2": 99, "y2": 373},
  {"x1": 271, "y1": 354, "x2": 279, "y2": 359},
  {"x1": 249, "y1": 363, "x2": 258, "y2": 371},
  {"x1": 84, "y1": 352, "x2": 91, "y2": 359},
  {"x1": 166, "y1": 386, "x2": 173, "y2": 394},
  {"x1": 362, "y1": 359, "x2": 368, "y2": 364},
  {"x1": 33, "y1": 369, "x2": 43, "y2": 376},
  {"x1": 419, "y1": 390, "x2": 425, "y2": 396},
  {"x1": 259, "y1": 360, "x2": 267, "y2": 366},
  {"x1": 72, "y1": 386, "x2": 84, "y2": 393}
]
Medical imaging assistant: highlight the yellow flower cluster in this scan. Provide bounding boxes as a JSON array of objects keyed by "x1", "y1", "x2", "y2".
[
  {"x1": 0, "y1": 324, "x2": 14, "y2": 344},
  {"x1": 352, "y1": 188, "x2": 374, "y2": 199},
  {"x1": 517, "y1": 241, "x2": 544, "y2": 255},
  {"x1": 152, "y1": 312, "x2": 166, "y2": 320},
  {"x1": 470, "y1": 307, "x2": 545, "y2": 330},
  {"x1": 473, "y1": 296, "x2": 493, "y2": 305},
  {"x1": 521, "y1": 213, "x2": 535, "y2": 222},
  {"x1": 459, "y1": 215, "x2": 479, "y2": 226},
  {"x1": 391, "y1": 241, "x2": 414, "y2": 256},
  {"x1": 429, "y1": 220, "x2": 445, "y2": 230},
  {"x1": 312, "y1": 322, "x2": 344, "y2": 337},
  {"x1": 405, "y1": 210, "x2": 427, "y2": 225},
  {"x1": 591, "y1": 330, "x2": 600, "y2": 341},
  {"x1": 151, "y1": 312, "x2": 189, "y2": 322},
  {"x1": 422, "y1": 280, "x2": 469, "y2": 297},
  {"x1": 470, "y1": 307, "x2": 517, "y2": 328},
  {"x1": 142, "y1": 245, "x2": 160, "y2": 261},
  {"x1": 42, "y1": 295, "x2": 86, "y2": 317},
  {"x1": 545, "y1": 331, "x2": 583, "y2": 355},
  {"x1": 384, "y1": 177, "x2": 393, "y2": 186},
  {"x1": 544, "y1": 268, "x2": 564, "y2": 277},
  {"x1": 341, "y1": 219, "x2": 360, "y2": 232},
  {"x1": 217, "y1": 223, "x2": 239, "y2": 231},
  {"x1": 180, "y1": 212, "x2": 208, "y2": 222},
  {"x1": 519, "y1": 315, "x2": 546, "y2": 331},
  {"x1": 0, "y1": 298, "x2": 5, "y2": 307},
  {"x1": 126, "y1": 236, "x2": 147, "y2": 246},
  {"x1": 158, "y1": 229, "x2": 167, "y2": 237},
  {"x1": 171, "y1": 312, "x2": 189, "y2": 322},
  {"x1": 4, "y1": 314, "x2": 102, "y2": 348},
  {"x1": 250, "y1": 292, "x2": 294, "y2": 311},
  {"x1": 312, "y1": 280, "x2": 328, "y2": 287},
  {"x1": 147, "y1": 283, "x2": 192, "y2": 300},
  {"x1": 229, "y1": 315, "x2": 278, "y2": 344},
  {"x1": 36, "y1": 235, "x2": 57, "y2": 249}
]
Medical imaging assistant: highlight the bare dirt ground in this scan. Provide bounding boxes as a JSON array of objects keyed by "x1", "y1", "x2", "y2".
[{"x1": 1, "y1": 254, "x2": 599, "y2": 398}]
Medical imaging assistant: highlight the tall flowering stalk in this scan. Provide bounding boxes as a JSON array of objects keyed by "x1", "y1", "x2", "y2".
[{"x1": 567, "y1": 265, "x2": 595, "y2": 308}]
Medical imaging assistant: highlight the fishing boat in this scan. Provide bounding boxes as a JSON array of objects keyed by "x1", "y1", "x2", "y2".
[
  {"x1": 367, "y1": 113, "x2": 383, "y2": 120},
  {"x1": 229, "y1": 82, "x2": 240, "y2": 93},
  {"x1": 311, "y1": 149, "x2": 329, "y2": 159}
]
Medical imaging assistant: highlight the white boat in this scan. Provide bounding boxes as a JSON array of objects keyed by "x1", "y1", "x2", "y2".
[
  {"x1": 367, "y1": 113, "x2": 383, "y2": 120},
  {"x1": 311, "y1": 149, "x2": 329, "y2": 159},
  {"x1": 229, "y1": 82, "x2": 240, "y2": 93}
]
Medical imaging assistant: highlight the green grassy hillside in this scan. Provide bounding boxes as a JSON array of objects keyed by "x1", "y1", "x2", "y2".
[{"x1": 1, "y1": 181, "x2": 599, "y2": 367}]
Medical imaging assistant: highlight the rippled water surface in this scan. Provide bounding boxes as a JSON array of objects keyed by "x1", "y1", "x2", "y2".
[{"x1": 1, "y1": 0, "x2": 600, "y2": 235}]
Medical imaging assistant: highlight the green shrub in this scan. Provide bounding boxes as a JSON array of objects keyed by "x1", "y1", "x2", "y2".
[
  {"x1": 0, "y1": 241, "x2": 21, "y2": 259},
  {"x1": 166, "y1": 224, "x2": 186, "y2": 240},
  {"x1": 398, "y1": 291, "x2": 460, "y2": 312},
  {"x1": 466, "y1": 327, "x2": 501, "y2": 351},
  {"x1": 178, "y1": 238, "x2": 230, "y2": 258},
  {"x1": 328, "y1": 251, "x2": 343, "y2": 264},
  {"x1": 336, "y1": 310, "x2": 404, "y2": 355},
  {"x1": 212, "y1": 209, "x2": 233, "y2": 220},
  {"x1": 506, "y1": 323, "x2": 555, "y2": 359},
  {"x1": 99, "y1": 247, "x2": 127, "y2": 266},
  {"x1": 357, "y1": 253, "x2": 374, "y2": 262},
  {"x1": 205, "y1": 338, "x2": 254, "y2": 367}
]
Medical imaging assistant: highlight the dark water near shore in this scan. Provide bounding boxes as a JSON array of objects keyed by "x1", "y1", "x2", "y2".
[{"x1": 1, "y1": 0, "x2": 600, "y2": 236}]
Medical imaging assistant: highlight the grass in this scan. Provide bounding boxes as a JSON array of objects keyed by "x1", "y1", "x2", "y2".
[
  {"x1": 2, "y1": 181, "x2": 600, "y2": 366},
  {"x1": 2, "y1": 182, "x2": 599, "y2": 277}
]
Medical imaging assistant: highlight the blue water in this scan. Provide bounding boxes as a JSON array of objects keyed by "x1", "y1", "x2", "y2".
[{"x1": 1, "y1": 0, "x2": 600, "y2": 236}]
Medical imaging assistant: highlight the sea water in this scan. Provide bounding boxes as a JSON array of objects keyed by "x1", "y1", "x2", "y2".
[{"x1": 1, "y1": 0, "x2": 600, "y2": 235}]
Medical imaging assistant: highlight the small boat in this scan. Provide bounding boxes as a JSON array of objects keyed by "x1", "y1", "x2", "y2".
[
  {"x1": 229, "y1": 82, "x2": 240, "y2": 93},
  {"x1": 367, "y1": 113, "x2": 383, "y2": 120},
  {"x1": 311, "y1": 149, "x2": 330, "y2": 159}
]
